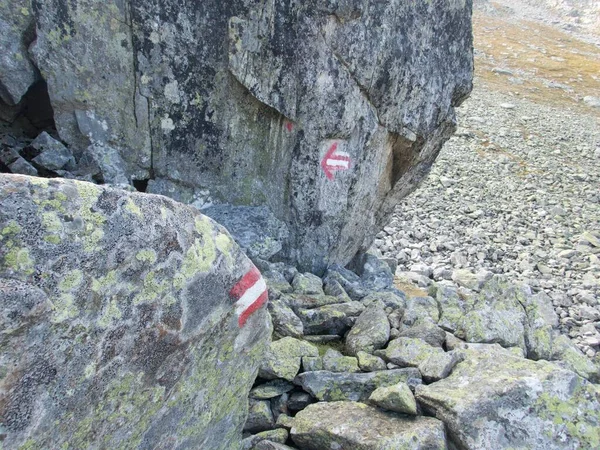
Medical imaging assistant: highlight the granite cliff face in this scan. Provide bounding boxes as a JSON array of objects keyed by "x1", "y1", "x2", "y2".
[
  {"x1": 1, "y1": 0, "x2": 473, "y2": 273},
  {"x1": 0, "y1": 174, "x2": 271, "y2": 449}
]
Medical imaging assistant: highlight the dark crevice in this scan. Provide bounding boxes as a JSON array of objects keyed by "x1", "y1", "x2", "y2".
[
  {"x1": 389, "y1": 132, "x2": 424, "y2": 187},
  {"x1": 133, "y1": 178, "x2": 150, "y2": 192},
  {"x1": 0, "y1": 160, "x2": 10, "y2": 174}
]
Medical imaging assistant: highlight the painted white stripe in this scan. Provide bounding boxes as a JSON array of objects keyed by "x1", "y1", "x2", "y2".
[
  {"x1": 235, "y1": 277, "x2": 267, "y2": 312},
  {"x1": 326, "y1": 159, "x2": 350, "y2": 168},
  {"x1": 335, "y1": 151, "x2": 350, "y2": 158}
]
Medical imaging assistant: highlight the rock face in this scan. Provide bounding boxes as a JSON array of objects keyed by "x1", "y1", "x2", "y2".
[
  {"x1": 0, "y1": 174, "x2": 272, "y2": 449},
  {"x1": 1, "y1": 0, "x2": 474, "y2": 272}
]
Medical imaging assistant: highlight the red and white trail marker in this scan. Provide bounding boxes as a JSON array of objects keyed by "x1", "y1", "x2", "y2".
[
  {"x1": 321, "y1": 142, "x2": 351, "y2": 181},
  {"x1": 229, "y1": 266, "x2": 268, "y2": 327}
]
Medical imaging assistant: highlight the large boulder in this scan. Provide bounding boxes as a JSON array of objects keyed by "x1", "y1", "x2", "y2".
[
  {"x1": 0, "y1": 174, "x2": 272, "y2": 449},
  {"x1": 5, "y1": 0, "x2": 473, "y2": 272},
  {"x1": 416, "y1": 345, "x2": 600, "y2": 450}
]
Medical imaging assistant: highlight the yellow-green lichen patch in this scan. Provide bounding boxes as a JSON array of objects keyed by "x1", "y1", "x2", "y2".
[
  {"x1": 4, "y1": 246, "x2": 34, "y2": 275},
  {"x1": 1, "y1": 221, "x2": 21, "y2": 236},
  {"x1": 133, "y1": 271, "x2": 168, "y2": 305},
  {"x1": 136, "y1": 249, "x2": 157, "y2": 264},
  {"x1": 59, "y1": 269, "x2": 84, "y2": 292},
  {"x1": 44, "y1": 235, "x2": 61, "y2": 244},
  {"x1": 51, "y1": 294, "x2": 79, "y2": 323},
  {"x1": 177, "y1": 216, "x2": 218, "y2": 282},
  {"x1": 216, "y1": 232, "x2": 234, "y2": 267},
  {"x1": 92, "y1": 270, "x2": 118, "y2": 293},
  {"x1": 98, "y1": 298, "x2": 122, "y2": 328},
  {"x1": 125, "y1": 198, "x2": 143, "y2": 217},
  {"x1": 70, "y1": 372, "x2": 164, "y2": 449},
  {"x1": 74, "y1": 182, "x2": 107, "y2": 253},
  {"x1": 84, "y1": 362, "x2": 96, "y2": 379}
]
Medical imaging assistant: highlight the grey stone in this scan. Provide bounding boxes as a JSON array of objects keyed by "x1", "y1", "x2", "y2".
[
  {"x1": 301, "y1": 356, "x2": 323, "y2": 372},
  {"x1": 30, "y1": 132, "x2": 75, "y2": 171},
  {"x1": 259, "y1": 337, "x2": 319, "y2": 381},
  {"x1": 368, "y1": 382, "x2": 418, "y2": 415},
  {"x1": 291, "y1": 272, "x2": 324, "y2": 295},
  {"x1": 203, "y1": 205, "x2": 290, "y2": 261},
  {"x1": 245, "y1": 400, "x2": 275, "y2": 434},
  {"x1": 322, "y1": 348, "x2": 360, "y2": 373},
  {"x1": 453, "y1": 277, "x2": 528, "y2": 350},
  {"x1": 399, "y1": 321, "x2": 447, "y2": 348},
  {"x1": 0, "y1": 0, "x2": 37, "y2": 105},
  {"x1": 294, "y1": 368, "x2": 422, "y2": 402},
  {"x1": 250, "y1": 380, "x2": 295, "y2": 400},
  {"x1": 323, "y1": 265, "x2": 370, "y2": 300},
  {"x1": 287, "y1": 392, "x2": 313, "y2": 412},
  {"x1": 416, "y1": 345, "x2": 600, "y2": 450},
  {"x1": 376, "y1": 337, "x2": 462, "y2": 382},
  {"x1": 362, "y1": 291, "x2": 407, "y2": 311},
  {"x1": 268, "y1": 299, "x2": 304, "y2": 339},
  {"x1": 84, "y1": 143, "x2": 130, "y2": 185},
  {"x1": 282, "y1": 293, "x2": 345, "y2": 312},
  {"x1": 253, "y1": 441, "x2": 297, "y2": 450},
  {"x1": 298, "y1": 301, "x2": 365, "y2": 335},
  {"x1": 0, "y1": 174, "x2": 271, "y2": 450},
  {"x1": 242, "y1": 429, "x2": 289, "y2": 450},
  {"x1": 357, "y1": 351, "x2": 388, "y2": 372},
  {"x1": 402, "y1": 296, "x2": 440, "y2": 326},
  {"x1": 345, "y1": 303, "x2": 391, "y2": 356},
  {"x1": 291, "y1": 402, "x2": 447, "y2": 450},
  {"x1": 8, "y1": 157, "x2": 38, "y2": 176},
  {"x1": 355, "y1": 253, "x2": 395, "y2": 291},
  {"x1": 322, "y1": 278, "x2": 352, "y2": 302}
]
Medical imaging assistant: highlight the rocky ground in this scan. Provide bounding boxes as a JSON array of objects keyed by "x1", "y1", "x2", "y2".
[{"x1": 374, "y1": 0, "x2": 600, "y2": 359}]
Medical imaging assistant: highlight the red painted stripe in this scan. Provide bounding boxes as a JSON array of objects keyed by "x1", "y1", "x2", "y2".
[
  {"x1": 238, "y1": 290, "x2": 268, "y2": 327},
  {"x1": 229, "y1": 266, "x2": 261, "y2": 300},
  {"x1": 327, "y1": 156, "x2": 351, "y2": 162}
]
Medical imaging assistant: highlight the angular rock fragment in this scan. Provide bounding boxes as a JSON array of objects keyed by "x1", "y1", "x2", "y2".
[
  {"x1": 322, "y1": 348, "x2": 360, "y2": 373},
  {"x1": 291, "y1": 402, "x2": 447, "y2": 450},
  {"x1": 294, "y1": 368, "x2": 421, "y2": 402},
  {"x1": 345, "y1": 302, "x2": 391, "y2": 356},
  {"x1": 369, "y1": 382, "x2": 418, "y2": 415},
  {"x1": 30, "y1": 132, "x2": 75, "y2": 171},
  {"x1": 268, "y1": 299, "x2": 304, "y2": 339},
  {"x1": 245, "y1": 400, "x2": 275, "y2": 433},
  {"x1": 259, "y1": 337, "x2": 319, "y2": 381},
  {"x1": 416, "y1": 345, "x2": 600, "y2": 450},
  {"x1": 250, "y1": 380, "x2": 295, "y2": 400},
  {"x1": 357, "y1": 351, "x2": 388, "y2": 372},
  {"x1": 298, "y1": 302, "x2": 364, "y2": 335},
  {"x1": 242, "y1": 429, "x2": 289, "y2": 450},
  {"x1": 376, "y1": 338, "x2": 462, "y2": 382},
  {"x1": 291, "y1": 272, "x2": 324, "y2": 295}
]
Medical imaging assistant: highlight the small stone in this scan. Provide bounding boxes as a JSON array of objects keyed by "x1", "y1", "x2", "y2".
[
  {"x1": 356, "y1": 351, "x2": 387, "y2": 372},
  {"x1": 292, "y1": 272, "x2": 324, "y2": 295},
  {"x1": 244, "y1": 399, "x2": 275, "y2": 433},
  {"x1": 259, "y1": 337, "x2": 319, "y2": 381},
  {"x1": 368, "y1": 382, "x2": 418, "y2": 415},
  {"x1": 268, "y1": 299, "x2": 304, "y2": 339},
  {"x1": 30, "y1": 132, "x2": 75, "y2": 171},
  {"x1": 288, "y1": 392, "x2": 313, "y2": 412},
  {"x1": 8, "y1": 157, "x2": 38, "y2": 176},
  {"x1": 322, "y1": 348, "x2": 360, "y2": 373},
  {"x1": 250, "y1": 380, "x2": 295, "y2": 400},
  {"x1": 345, "y1": 303, "x2": 391, "y2": 356}
]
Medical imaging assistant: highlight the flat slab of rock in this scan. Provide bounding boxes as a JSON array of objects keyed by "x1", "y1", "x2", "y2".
[
  {"x1": 294, "y1": 368, "x2": 421, "y2": 402},
  {"x1": 416, "y1": 345, "x2": 600, "y2": 450},
  {"x1": 291, "y1": 401, "x2": 448, "y2": 449},
  {"x1": 298, "y1": 301, "x2": 364, "y2": 335}
]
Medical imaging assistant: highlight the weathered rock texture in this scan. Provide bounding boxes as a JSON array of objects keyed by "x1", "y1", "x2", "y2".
[
  {"x1": 0, "y1": 174, "x2": 271, "y2": 449},
  {"x1": 0, "y1": 0, "x2": 474, "y2": 272}
]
